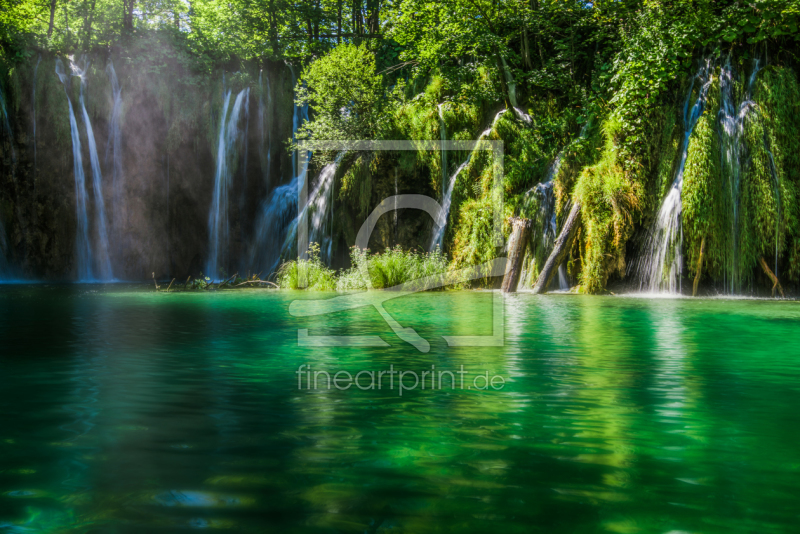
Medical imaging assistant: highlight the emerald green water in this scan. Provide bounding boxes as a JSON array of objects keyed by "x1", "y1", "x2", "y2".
[{"x1": 1, "y1": 285, "x2": 799, "y2": 533}]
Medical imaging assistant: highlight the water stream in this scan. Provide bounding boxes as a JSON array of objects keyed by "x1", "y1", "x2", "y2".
[
  {"x1": 56, "y1": 59, "x2": 92, "y2": 280},
  {"x1": 75, "y1": 61, "x2": 113, "y2": 280},
  {"x1": 719, "y1": 58, "x2": 761, "y2": 292},
  {"x1": 105, "y1": 60, "x2": 124, "y2": 252},
  {"x1": 637, "y1": 59, "x2": 714, "y2": 293},
  {"x1": 207, "y1": 88, "x2": 249, "y2": 279}
]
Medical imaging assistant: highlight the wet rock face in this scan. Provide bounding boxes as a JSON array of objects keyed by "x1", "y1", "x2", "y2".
[{"x1": 1, "y1": 53, "x2": 295, "y2": 281}]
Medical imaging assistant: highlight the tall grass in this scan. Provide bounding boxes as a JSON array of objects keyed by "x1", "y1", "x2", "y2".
[
  {"x1": 276, "y1": 243, "x2": 337, "y2": 290},
  {"x1": 278, "y1": 245, "x2": 449, "y2": 291}
]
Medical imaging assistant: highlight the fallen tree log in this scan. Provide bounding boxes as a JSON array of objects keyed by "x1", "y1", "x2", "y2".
[
  {"x1": 759, "y1": 257, "x2": 785, "y2": 298},
  {"x1": 234, "y1": 280, "x2": 279, "y2": 288},
  {"x1": 502, "y1": 217, "x2": 532, "y2": 293},
  {"x1": 532, "y1": 201, "x2": 581, "y2": 294}
]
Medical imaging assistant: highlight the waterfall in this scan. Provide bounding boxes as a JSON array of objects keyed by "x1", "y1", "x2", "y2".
[
  {"x1": 523, "y1": 155, "x2": 562, "y2": 251},
  {"x1": 32, "y1": 54, "x2": 41, "y2": 178},
  {"x1": 258, "y1": 70, "x2": 272, "y2": 188},
  {"x1": 558, "y1": 264, "x2": 569, "y2": 290},
  {"x1": 719, "y1": 57, "x2": 761, "y2": 293},
  {"x1": 249, "y1": 68, "x2": 312, "y2": 274},
  {"x1": 428, "y1": 110, "x2": 506, "y2": 251},
  {"x1": 56, "y1": 59, "x2": 92, "y2": 280},
  {"x1": 638, "y1": 59, "x2": 714, "y2": 293},
  {"x1": 430, "y1": 160, "x2": 470, "y2": 250},
  {"x1": 207, "y1": 88, "x2": 249, "y2": 279},
  {"x1": 249, "y1": 153, "x2": 343, "y2": 272},
  {"x1": 74, "y1": 60, "x2": 113, "y2": 280},
  {"x1": 105, "y1": 60, "x2": 124, "y2": 250}
]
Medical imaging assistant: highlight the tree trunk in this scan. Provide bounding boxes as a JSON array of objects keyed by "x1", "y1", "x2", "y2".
[
  {"x1": 692, "y1": 236, "x2": 706, "y2": 297},
  {"x1": 533, "y1": 201, "x2": 581, "y2": 294},
  {"x1": 502, "y1": 217, "x2": 532, "y2": 293},
  {"x1": 759, "y1": 256, "x2": 785, "y2": 298},
  {"x1": 337, "y1": 0, "x2": 342, "y2": 43},
  {"x1": 48, "y1": 0, "x2": 57, "y2": 37}
]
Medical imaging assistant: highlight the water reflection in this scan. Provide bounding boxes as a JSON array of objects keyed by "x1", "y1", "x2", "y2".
[{"x1": 0, "y1": 286, "x2": 799, "y2": 532}]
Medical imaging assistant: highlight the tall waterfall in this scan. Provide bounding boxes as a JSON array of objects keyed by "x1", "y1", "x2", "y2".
[
  {"x1": 638, "y1": 59, "x2": 714, "y2": 293},
  {"x1": 105, "y1": 60, "x2": 124, "y2": 251},
  {"x1": 75, "y1": 59, "x2": 113, "y2": 280},
  {"x1": 56, "y1": 59, "x2": 92, "y2": 280},
  {"x1": 207, "y1": 88, "x2": 249, "y2": 279},
  {"x1": 719, "y1": 58, "x2": 761, "y2": 292},
  {"x1": 249, "y1": 68, "x2": 309, "y2": 274}
]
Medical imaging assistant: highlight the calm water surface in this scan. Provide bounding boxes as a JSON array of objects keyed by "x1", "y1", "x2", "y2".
[{"x1": 1, "y1": 285, "x2": 799, "y2": 533}]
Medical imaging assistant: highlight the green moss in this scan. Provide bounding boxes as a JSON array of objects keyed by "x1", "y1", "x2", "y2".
[
  {"x1": 754, "y1": 67, "x2": 800, "y2": 282},
  {"x1": 575, "y1": 116, "x2": 643, "y2": 293},
  {"x1": 682, "y1": 78, "x2": 725, "y2": 280}
]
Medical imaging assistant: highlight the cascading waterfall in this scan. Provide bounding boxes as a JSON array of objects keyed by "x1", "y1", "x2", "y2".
[
  {"x1": 105, "y1": 60, "x2": 124, "y2": 248},
  {"x1": 430, "y1": 160, "x2": 469, "y2": 250},
  {"x1": 74, "y1": 59, "x2": 113, "y2": 280},
  {"x1": 249, "y1": 68, "x2": 310, "y2": 274},
  {"x1": 524, "y1": 154, "x2": 562, "y2": 251},
  {"x1": 429, "y1": 110, "x2": 506, "y2": 251},
  {"x1": 207, "y1": 88, "x2": 249, "y2": 279},
  {"x1": 56, "y1": 59, "x2": 92, "y2": 280},
  {"x1": 638, "y1": 59, "x2": 714, "y2": 293},
  {"x1": 719, "y1": 58, "x2": 761, "y2": 292}
]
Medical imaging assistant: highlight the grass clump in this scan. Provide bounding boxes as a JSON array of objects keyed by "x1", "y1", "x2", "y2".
[
  {"x1": 276, "y1": 243, "x2": 337, "y2": 290},
  {"x1": 337, "y1": 246, "x2": 449, "y2": 291}
]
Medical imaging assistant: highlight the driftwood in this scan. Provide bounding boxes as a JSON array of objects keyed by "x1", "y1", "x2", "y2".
[
  {"x1": 152, "y1": 272, "x2": 160, "y2": 291},
  {"x1": 693, "y1": 236, "x2": 706, "y2": 297},
  {"x1": 184, "y1": 276, "x2": 192, "y2": 290},
  {"x1": 759, "y1": 257, "x2": 785, "y2": 298},
  {"x1": 502, "y1": 217, "x2": 532, "y2": 293},
  {"x1": 166, "y1": 278, "x2": 176, "y2": 292},
  {"x1": 533, "y1": 201, "x2": 582, "y2": 294},
  {"x1": 218, "y1": 273, "x2": 238, "y2": 288},
  {"x1": 234, "y1": 279, "x2": 278, "y2": 288}
]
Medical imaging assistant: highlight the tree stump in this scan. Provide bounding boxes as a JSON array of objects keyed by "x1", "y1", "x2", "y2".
[{"x1": 502, "y1": 217, "x2": 532, "y2": 293}]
